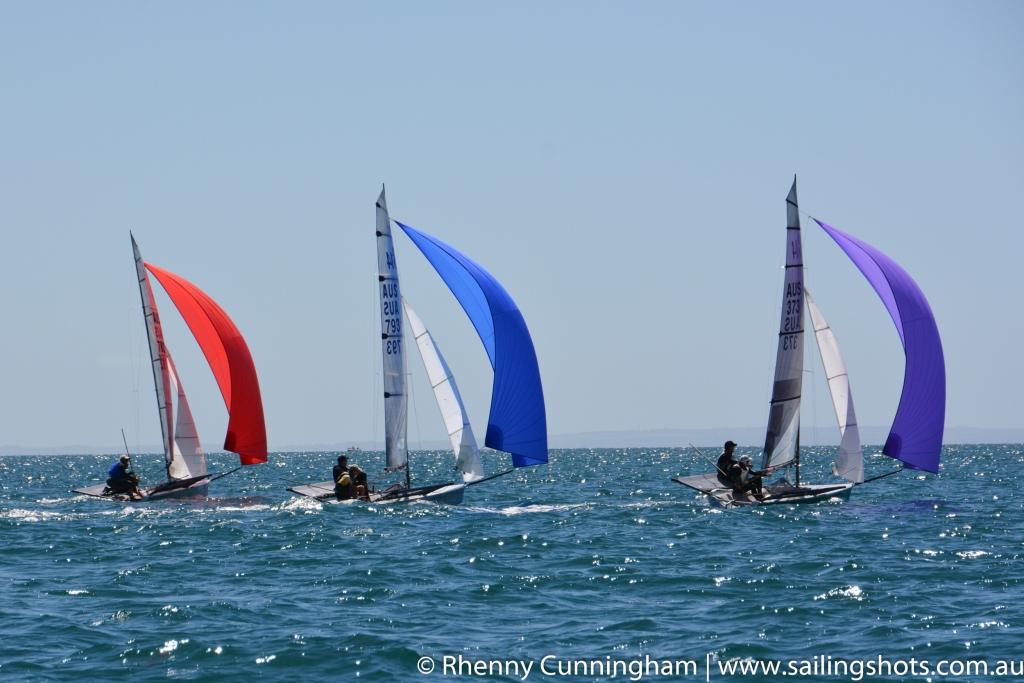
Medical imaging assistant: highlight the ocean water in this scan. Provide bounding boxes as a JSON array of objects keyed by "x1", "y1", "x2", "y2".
[{"x1": 1, "y1": 445, "x2": 1022, "y2": 682}]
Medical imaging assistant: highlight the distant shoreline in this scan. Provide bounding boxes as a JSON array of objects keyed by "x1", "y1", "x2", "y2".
[{"x1": 3, "y1": 426, "x2": 1021, "y2": 456}]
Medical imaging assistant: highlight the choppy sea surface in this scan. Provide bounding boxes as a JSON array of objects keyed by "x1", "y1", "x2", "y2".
[{"x1": 1, "y1": 445, "x2": 1022, "y2": 682}]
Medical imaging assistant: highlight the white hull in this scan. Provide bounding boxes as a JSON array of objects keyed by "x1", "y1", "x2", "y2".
[
  {"x1": 72, "y1": 475, "x2": 211, "y2": 503},
  {"x1": 289, "y1": 480, "x2": 466, "y2": 506},
  {"x1": 708, "y1": 482, "x2": 853, "y2": 507}
]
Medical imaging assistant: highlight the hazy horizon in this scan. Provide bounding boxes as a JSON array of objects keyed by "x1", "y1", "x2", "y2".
[{"x1": 4, "y1": 424, "x2": 1022, "y2": 457}]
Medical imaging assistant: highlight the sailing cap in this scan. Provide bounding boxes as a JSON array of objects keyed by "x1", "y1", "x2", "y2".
[
  {"x1": 724, "y1": 440, "x2": 737, "y2": 449},
  {"x1": 120, "y1": 454, "x2": 130, "y2": 463},
  {"x1": 739, "y1": 455, "x2": 752, "y2": 464}
]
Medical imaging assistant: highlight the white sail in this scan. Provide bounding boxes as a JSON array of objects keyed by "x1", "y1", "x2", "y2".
[
  {"x1": 376, "y1": 188, "x2": 408, "y2": 472},
  {"x1": 762, "y1": 178, "x2": 805, "y2": 470},
  {"x1": 132, "y1": 235, "x2": 175, "y2": 475},
  {"x1": 166, "y1": 355, "x2": 207, "y2": 479},
  {"x1": 805, "y1": 289, "x2": 863, "y2": 483},
  {"x1": 403, "y1": 299, "x2": 484, "y2": 482}
]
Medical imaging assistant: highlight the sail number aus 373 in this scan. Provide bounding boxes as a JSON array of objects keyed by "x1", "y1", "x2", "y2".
[{"x1": 781, "y1": 280, "x2": 802, "y2": 349}]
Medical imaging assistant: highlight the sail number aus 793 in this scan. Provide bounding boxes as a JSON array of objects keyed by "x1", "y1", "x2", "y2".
[{"x1": 381, "y1": 278, "x2": 402, "y2": 355}]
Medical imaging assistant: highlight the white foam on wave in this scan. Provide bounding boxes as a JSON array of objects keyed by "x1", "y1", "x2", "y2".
[
  {"x1": 956, "y1": 550, "x2": 990, "y2": 560},
  {"x1": 158, "y1": 638, "x2": 187, "y2": 655},
  {"x1": 190, "y1": 505, "x2": 273, "y2": 513},
  {"x1": 0, "y1": 508, "x2": 69, "y2": 523},
  {"x1": 466, "y1": 503, "x2": 591, "y2": 516},
  {"x1": 814, "y1": 585, "x2": 865, "y2": 602},
  {"x1": 275, "y1": 497, "x2": 323, "y2": 513}
]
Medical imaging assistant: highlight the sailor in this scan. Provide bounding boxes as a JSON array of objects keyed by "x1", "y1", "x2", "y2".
[
  {"x1": 333, "y1": 455, "x2": 352, "y2": 499},
  {"x1": 736, "y1": 454, "x2": 766, "y2": 499},
  {"x1": 106, "y1": 454, "x2": 143, "y2": 500},
  {"x1": 716, "y1": 440, "x2": 739, "y2": 486},
  {"x1": 349, "y1": 465, "x2": 369, "y2": 500}
]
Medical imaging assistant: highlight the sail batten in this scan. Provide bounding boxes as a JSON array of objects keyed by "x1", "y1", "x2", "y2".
[
  {"x1": 396, "y1": 220, "x2": 547, "y2": 467},
  {"x1": 376, "y1": 189, "x2": 409, "y2": 472},
  {"x1": 814, "y1": 218, "x2": 945, "y2": 472}
]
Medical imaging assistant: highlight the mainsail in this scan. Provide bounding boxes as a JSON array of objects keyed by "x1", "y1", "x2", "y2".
[
  {"x1": 805, "y1": 288, "x2": 863, "y2": 483},
  {"x1": 762, "y1": 178, "x2": 804, "y2": 471},
  {"x1": 132, "y1": 235, "x2": 179, "y2": 478},
  {"x1": 403, "y1": 299, "x2": 484, "y2": 482},
  {"x1": 814, "y1": 219, "x2": 945, "y2": 472},
  {"x1": 395, "y1": 220, "x2": 547, "y2": 468},
  {"x1": 144, "y1": 263, "x2": 268, "y2": 465},
  {"x1": 376, "y1": 188, "x2": 408, "y2": 472}
]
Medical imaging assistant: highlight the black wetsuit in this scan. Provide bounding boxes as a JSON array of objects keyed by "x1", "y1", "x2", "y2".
[{"x1": 716, "y1": 453, "x2": 737, "y2": 486}]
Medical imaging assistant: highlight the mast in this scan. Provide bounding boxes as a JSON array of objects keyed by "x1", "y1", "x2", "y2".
[
  {"x1": 131, "y1": 234, "x2": 175, "y2": 480},
  {"x1": 375, "y1": 188, "x2": 410, "y2": 486},
  {"x1": 762, "y1": 177, "x2": 805, "y2": 473},
  {"x1": 795, "y1": 432, "x2": 801, "y2": 487}
]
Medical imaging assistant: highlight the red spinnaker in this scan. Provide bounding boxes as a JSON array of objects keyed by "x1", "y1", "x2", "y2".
[{"x1": 145, "y1": 263, "x2": 268, "y2": 465}]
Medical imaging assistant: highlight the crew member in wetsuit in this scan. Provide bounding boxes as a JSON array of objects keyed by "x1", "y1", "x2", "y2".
[
  {"x1": 106, "y1": 455, "x2": 143, "y2": 500},
  {"x1": 716, "y1": 440, "x2": 739, "y2": 486},
  {"x1": 349, "y1": 465, "x2": 369, "y2": 500},
  {"x1": 736, "y1": 455, "x2": 766, "y2": 499},
  {"x1": 333, "y1": 455, "x2": 352, "y2": 500}
]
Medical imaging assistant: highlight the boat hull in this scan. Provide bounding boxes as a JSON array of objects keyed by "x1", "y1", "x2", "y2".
[
  {"x1": 672, "y1": 474, "x2": 854, "y2": 508},
  {"x1": 288, "y1": 480, "x2": 466, "y2": 506},
  {"x1": 72, "y1": 474, "x2": 211, "y2": 503}
]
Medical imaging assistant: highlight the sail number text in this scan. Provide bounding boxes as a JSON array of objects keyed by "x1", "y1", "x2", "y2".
[
  {"x1": 781, "y1": 280, "x2": 802, "y2": 350},
  {"x1": 381, "y1": 278, "x2": 402, "y2": 355}
]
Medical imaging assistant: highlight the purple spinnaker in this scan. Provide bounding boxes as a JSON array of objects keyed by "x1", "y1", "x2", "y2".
[{"x1": 814, "y1": 219, "x2": 945, "y2": 472}]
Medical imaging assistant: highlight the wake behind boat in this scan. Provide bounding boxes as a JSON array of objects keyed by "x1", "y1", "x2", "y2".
[
  {"x1": 73, "y1": 235, "x2": 268, "y2": 503},
  {"x1": 673, "y1": 178, "x2": 945, "y2": 507},
  {"x1": 288, "y1": 188, "x2": 547, "y2": 505}
]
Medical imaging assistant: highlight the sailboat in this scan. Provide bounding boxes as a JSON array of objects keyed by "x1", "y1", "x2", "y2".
[
  {"x1": 673, "y1": 178, "x2": 945, "y2": 506},
  {"x1": 288, "y1": 188, "x2": 547, "y2": 504},
  {"x1": 73, "y1": 235, "x2": 268, "y2": 502}
]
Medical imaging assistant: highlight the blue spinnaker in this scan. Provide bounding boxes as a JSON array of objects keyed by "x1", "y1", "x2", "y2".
[
  {"x1": 815, "y1": 219, "x2": 945, "y2": 473},
  {"x1": 396, "y1": 221, "x2": 548, "y2": 467}
]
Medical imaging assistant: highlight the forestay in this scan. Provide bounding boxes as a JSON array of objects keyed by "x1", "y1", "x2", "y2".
[
  {"x1": 762, "y1": 178, "x2": 804, "y2": 471},
  {"x1": 805, "y1": 288, "x2": 863, "y2": 483},
  {"x1": 376, "y1": 189, "x2": 408, "y2": 472},
  {"x1": 403, "y1": 299, "x2": 483, "y2": 482},
  {"x1": 395, "y1": 220, "x2": 547, "y2": 468},
  {"x1": 814, "y1": 219, "x2": 945, "y2": 472}
]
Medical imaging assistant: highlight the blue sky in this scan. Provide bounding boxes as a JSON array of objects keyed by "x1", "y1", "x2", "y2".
[{"x1": 0, "y1": 1, "x2": 1020, "y2": 451}]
